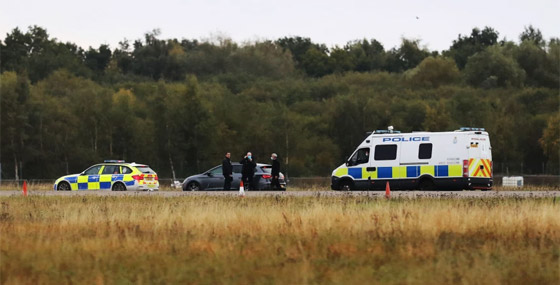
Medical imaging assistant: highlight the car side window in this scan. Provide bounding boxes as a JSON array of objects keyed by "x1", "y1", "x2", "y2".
[
  {"x1": 102, "y1": 165, "x2": 120, "y2": 174},
  {"x1": 84, "y1": 165, "x2": 102, "y2": 175},
  {"x1": 348, "y1": 148, "x2": 370, "y2": 166},
  {"x1": 210, "y1": 166, "x2": 222, "y2": 175},
  {"x1": 121, "y1": 166, "x2": 132, "y2": 174}
]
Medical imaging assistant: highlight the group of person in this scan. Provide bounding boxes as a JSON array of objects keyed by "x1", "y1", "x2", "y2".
[{"x1": 221, "y1": 151, "x2": 281, "y2": 190}]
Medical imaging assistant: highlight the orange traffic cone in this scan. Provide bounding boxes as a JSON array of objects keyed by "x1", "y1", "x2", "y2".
[
  {"x1": 239, "y1": 180, "x2": 245, "y2": 197},
  {"x1": 385, "y1": 181, "x2": 390, "y2": 199},
  {"x1": 22, "y1": 180, "x2": 28, "y2": 197}
]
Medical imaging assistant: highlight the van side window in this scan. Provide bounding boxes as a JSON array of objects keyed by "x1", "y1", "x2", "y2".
[
  {"x1": 374, "y1": 145, "x2": 397, "y2": 160},
  {"x1": 418, "y1": 143, "x2": 433, "y2": 159},
  {"x1": 348, "y1": 148, "x2": 370, "y2": 166}
]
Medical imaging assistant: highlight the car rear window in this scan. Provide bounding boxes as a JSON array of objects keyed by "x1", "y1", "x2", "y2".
[
  {"x1": 136, "y1": 166, "x2": 156, "y2": 174},
  {"x1": 260, "y1": 166, "x2": 272, "y2": 173}
]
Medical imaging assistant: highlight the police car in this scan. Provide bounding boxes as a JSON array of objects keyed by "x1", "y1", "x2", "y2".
[
  {"x1": 54, "y1": 160, "x2": 159, "y2": 191},
  {"x1": 331, "y1": 127, "x2": 493, "y2": 191}
]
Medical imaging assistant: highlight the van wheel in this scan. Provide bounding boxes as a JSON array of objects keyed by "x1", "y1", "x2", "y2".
[
  {"x1": 418, "y1": 178, "x2": 436, "y2": 191},
  {"x1": 340, "y1": 180, "x2": 353, "y2": 191}
]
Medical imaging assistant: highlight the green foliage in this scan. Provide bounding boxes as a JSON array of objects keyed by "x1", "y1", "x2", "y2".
[
  {"x1": 1, "y1": 26, "x2": 558, "y2": 178},
  {"x1": 405, "y1": 56, "x2": 460, "y2": 87},
  {"x1": 445, "y1": 27, "x2": 499, "y2": 69},
  {"x1": 463, "y1": 45, "x2": 526, "y2": 88}
]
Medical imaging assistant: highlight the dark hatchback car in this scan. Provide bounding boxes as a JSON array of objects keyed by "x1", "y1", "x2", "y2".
[{"x1": 182, "y1": 163, "x2": 286, "y2": 191}]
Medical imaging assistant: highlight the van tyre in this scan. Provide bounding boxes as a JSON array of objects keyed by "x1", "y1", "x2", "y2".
[
  {"x1": 112, "y1": 182, "x2": 126, "y2": 191},
  {"x1": 57, "y1": 182, "x2": 71, "y2": 191},
  {"x1": 340, "y1": 180, "x2": 353, "y2": 191}
]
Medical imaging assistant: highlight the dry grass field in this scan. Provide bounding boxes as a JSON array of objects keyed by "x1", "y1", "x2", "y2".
[{"x1": 1, "y1": 195, "x2": 559, "y2": 284}]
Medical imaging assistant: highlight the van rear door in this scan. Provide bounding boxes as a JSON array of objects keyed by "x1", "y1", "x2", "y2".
[{"x1": 468, "y1": 134, "x2": 492, "y2": 178}]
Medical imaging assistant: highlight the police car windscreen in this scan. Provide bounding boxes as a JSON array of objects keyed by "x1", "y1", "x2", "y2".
[{"x1": 137, "y1": 166, "x2": 156, "y2": 174}]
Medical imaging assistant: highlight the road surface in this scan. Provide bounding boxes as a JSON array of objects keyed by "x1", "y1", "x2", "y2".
[{"x1": 1, "y1": 190, "x2": 559, "y2": 198}]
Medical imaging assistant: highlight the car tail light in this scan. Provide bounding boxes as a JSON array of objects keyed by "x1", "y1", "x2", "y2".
[
  {"x1": 132, "y1": 175, "x2": 143, "y2": 181},
  {"x1": 463, "y1": 160, "x2": 469, "y2": 177},
  {"x1": 262, "y1": 174, "x2": 272, "y2": 179},
  {"x1": 154, "y1": 175, "x2": 158, "y2": 181},
  {"x1": 280, "y1": 173, "x2": 284, "y2": 179}
]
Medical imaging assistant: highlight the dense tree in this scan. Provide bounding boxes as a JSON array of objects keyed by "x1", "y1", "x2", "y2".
[
  {"x1": 463, "y1": 45, "x2": 526, "y2": 88},
  {"x1": 520, "y1": 25, "x2": 545, "y2": 47},
  {"x1": 1, "y1": 25, "x2": 558, "y2": 179},
  {"x1": 445, "y1": 27, "x2": 499, "y2": 69},
  {"x1": 405, "y1": 56, "x2": 460, "y2": 87},
  {"x1": 385, "y1": 39, "x2": 430, "y2": 72}
]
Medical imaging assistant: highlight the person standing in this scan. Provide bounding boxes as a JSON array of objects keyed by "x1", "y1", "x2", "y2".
[
  {"x1": 222, "y1": 152, "x2": 233, "y2": 190},
  {"x1": 270, "y1": 153, "x2": 281, "y2": 190},
  {"x1": 239, "y1": 152, "x2": 256, "y2": 190}
]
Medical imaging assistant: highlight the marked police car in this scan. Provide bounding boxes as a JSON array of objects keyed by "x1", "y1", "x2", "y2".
[
  {"x1": 331, "y1": 127, "x2": 493, "y2": 191},
  {"x1": 54, "y1": 160, "x2": 159, "y2": 191}
]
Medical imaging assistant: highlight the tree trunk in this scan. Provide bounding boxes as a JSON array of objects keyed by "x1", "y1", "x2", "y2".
[
  {"x1": 14, "y1": 154, "x2": 19, "y2": 182},
  {"x1": 94, "y1": 121, "x2": 98, "y2": 153},
  {"x1": 169, "y1": 154, "x2": 176, "y2": 182}
]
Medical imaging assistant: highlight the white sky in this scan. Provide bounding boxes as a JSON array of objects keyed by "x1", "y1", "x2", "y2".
[{"x1": 1, "y1": 0, "x2": 559, "y2": 51}]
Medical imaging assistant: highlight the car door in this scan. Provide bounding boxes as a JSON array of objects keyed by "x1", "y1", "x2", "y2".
[
  {"x1": 231, "y1": 165, "x2": 243, "y2": 189},
  {"x1": 206, "y1": 166, "x2": 225, "y2": 190},
  {"x1": 100, "y1": 165, "x2": 120, "y2": 190},
  {"x1": 78, "y1": 165, "x2": 103, "y2": 190}
]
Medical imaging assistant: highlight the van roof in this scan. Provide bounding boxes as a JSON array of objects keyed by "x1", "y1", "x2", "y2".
[{"x1": 369, "y1": 130, "x2": 489, "y2": 137}]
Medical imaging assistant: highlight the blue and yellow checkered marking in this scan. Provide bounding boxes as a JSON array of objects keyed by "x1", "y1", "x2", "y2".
[
  {"x1": 59, "y1": 174, "x2": 134, "y2": 190},
  {"x1": 336, "y1": 164, "x2": 462, "y2": 180}
]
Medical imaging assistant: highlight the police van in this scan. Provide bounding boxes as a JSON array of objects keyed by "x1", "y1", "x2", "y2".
[{"x1": 331, "y1": 127, "x2": 493, "y2": 190}]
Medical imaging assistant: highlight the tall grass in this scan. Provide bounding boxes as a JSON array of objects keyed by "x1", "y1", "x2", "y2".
[{"x1": 1, "y1": 195, "x2": 559, "y2": 284}]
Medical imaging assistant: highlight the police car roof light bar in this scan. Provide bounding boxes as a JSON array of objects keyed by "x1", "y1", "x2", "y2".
[{"x1": 104, "y1": 160, "x2": 125, "y2": 163}]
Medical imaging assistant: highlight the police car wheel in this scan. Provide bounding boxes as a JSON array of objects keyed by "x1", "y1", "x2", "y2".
[
  {"x1": 187, "y1": 182, "x2": 200, "y2": 191},
  {"x1": 112, "y1": 182, "x2": 126, "y2": 191},
  {"x1": 57, "y1": 182, "x2": 71, "y2": 191}
]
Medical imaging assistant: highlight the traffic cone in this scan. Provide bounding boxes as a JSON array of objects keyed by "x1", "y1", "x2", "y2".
[
  {"x1": 385, "y1": 181, "x2": 390, "y2": 199},
  {"x1": 239, "y1": 180, "x2": 245, "y2": 197},
  {"x1": 22, "y1": 180, "x2": 28, "y2": 197}
]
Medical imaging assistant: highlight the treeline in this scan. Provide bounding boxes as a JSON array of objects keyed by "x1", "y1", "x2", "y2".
[{"x1": 1, "y1": 25, "x2": 559, "y2": 179}]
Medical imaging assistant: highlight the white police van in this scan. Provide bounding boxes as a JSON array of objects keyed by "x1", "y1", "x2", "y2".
[{"x1": 331, "y1": 127, "x2": 493, "y2": 190}]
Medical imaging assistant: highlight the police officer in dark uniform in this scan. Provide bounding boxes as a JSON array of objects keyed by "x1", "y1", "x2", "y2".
[
  {"x1": 270, "y1": 153, "x2": 281, "y2": 190},
  {"x1": 239, "y1": 152, "x2": 256, "y2": 190},
  {"x1": 222, "y1": 152, "x2": 233, "y2": 190}
]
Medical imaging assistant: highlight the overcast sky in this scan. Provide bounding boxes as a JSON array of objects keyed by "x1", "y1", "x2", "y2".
[{"x1": 1, "y1": 0, "x2": 558, "y2": 51}]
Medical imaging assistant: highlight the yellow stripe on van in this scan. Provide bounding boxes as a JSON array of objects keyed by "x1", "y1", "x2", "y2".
[
  {"x1": 448, "y1": 165, "x2": 462, "y2": 177},
  {"x1": 392, "y1": 166, "x2": 407, "y2": 178},
  {"x1": 334, "y1": 167, "x2": 348, "y2": 177},
  {"x1": 362, "y1": 167, "x2": 377, "y2": 179},
  {"x1": 420, "y1": 165, "x2": 435, "y2": 176}
]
